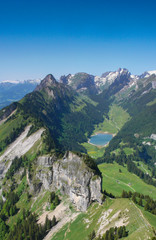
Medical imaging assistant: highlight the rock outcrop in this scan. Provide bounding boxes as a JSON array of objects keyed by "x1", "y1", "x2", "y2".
[
  {"x1": 35, "y1": 74, "x2": 58, "y2": 92},
  {"x1": 0, "y1": 126, "x2": 44, "y2": 180},
  {"x1": 0, "y1": 102, "x2": 17, "y2": 122},
  {"x1": 60, "y1": 72, "x2": 98, "y2": 95},
  {"x1": 29, "y1": 152, "x2": 102, "y2": 211}
]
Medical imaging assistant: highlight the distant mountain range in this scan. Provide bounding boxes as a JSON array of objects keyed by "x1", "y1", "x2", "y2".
[
  {"x1": 0, "y1": 69, "x2": 156, "y2": 109},
  {"x1": 60, "y1": 68, "x2": 156, "y2": 94},
  {"x1": 0, "y1": 79, "x2": 40, "y2": 109}
]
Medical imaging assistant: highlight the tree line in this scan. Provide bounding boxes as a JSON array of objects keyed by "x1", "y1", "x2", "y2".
[
  {"x1": 88, "y1": 226, "x2": 128, "y2": 240},
  {"x1": 7, "y1": 210, "x2": 56, "y2": 240},
  {"x1": 97, "y1": 150, "x2": 156, "y2": 187},
  {"x1": 121, "y1": 190, "x2": 156, "y2": 215}
]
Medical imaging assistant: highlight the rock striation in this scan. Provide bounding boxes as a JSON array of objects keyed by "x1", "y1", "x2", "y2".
[
  {"x1": 0, "y1": 126, "x2": 44, "y2": 180},
  {"x1": 35, "y1": 74, "x2": 58, "y2": 92},
  {"x1": 29, "y1": 152, "x2": 102, "y2": 211}
]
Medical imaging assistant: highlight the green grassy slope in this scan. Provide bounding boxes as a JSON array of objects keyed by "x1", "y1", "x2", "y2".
[
  {"x1": 51, "y1": 155, "x2": 156, "y2": 240},
  {"x1": 99, "y1": 162, "x2": 156, "y2": 199},
  {"x1": 133, "y1": 161, "x2": 153, "y2": 176},
  {"x1": 52, "y1": 198, "x2": 156, "y2": 240},
  {"x1": 0, "y1": 114, "x2": 23, "y2": 140},
  {"x1": 93, "y1": 104, "x2": 130, "y2": 134}
]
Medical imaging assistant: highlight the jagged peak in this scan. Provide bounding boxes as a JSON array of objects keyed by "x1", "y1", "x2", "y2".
[
  {"x1": 35, "y1": 74, "x2": 58, "y2": 91},
  {"x1": 101, "y1": 68, "x2": 130, "y2": 78},
  {"x1": 139, "y1": 70, "x2": 156, "y2": 79},
  {"x1": 117, "y1": 67, "x2": 129, "y2": 72},
  {"x1": 59, "y1": 74, "x2": 72, "y2": 85}
]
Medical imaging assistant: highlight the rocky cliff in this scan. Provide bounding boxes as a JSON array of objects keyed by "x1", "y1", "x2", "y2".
[
  {"x1": 60, "y1": 72, "x2": 98, "y2": 95},
  {"x1": 29, "y1": 152, "x2": 102, "y2": 211},
  {"x1": 0, "y1": 126, "x2": 44, "y2": 180}
]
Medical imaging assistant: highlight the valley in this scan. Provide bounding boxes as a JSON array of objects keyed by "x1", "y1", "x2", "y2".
[
  {"x1": 0, "y1": 69, "x2": 155, "y2": 240},
  {"x1": 82, "y1": 103, "x2": 130, "y2": 158}
]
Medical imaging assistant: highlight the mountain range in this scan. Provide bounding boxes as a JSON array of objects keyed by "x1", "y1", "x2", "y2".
[
  {"x1": 1, "y1": 68, "x2": 156, "y2": 109},
  {"x1": 0, "y1": 79, "x2": 40, "y2": 109},
  {"x1": 0, "y1": 68, "x2": 156, "y2": 240}
]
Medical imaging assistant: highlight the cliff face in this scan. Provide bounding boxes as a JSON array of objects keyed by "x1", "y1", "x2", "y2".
[
  {"x1": 0, "y1": 126, "x2": 44, "y2": 180},
  {"x1": 29, "y1": 152, "x2": 102, "y2": 211},
  {"x1": 60, "y1": 73, "x2": 98, "y2": 95}
]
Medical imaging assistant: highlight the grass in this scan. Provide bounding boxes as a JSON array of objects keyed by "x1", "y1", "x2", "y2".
[
  {"x1": 93, "y1": 104, "x2": 130, "y2": 135},
  {"x1": 142, "y1": 209, "x2": 156, "y2": 229},
  {"x1": 133, "y1": 161, "x2": 152, "y2": 176},
  {"x1": 25, "y1": 138, "x2": 42, "y2": 161},
  {"x1": 80, "y1": 94, "x2": 98, "y2": 107},
  {"x1": 16, "y1": 176, "x2": 27, "y2": 196},
  {"x1": 0, "y1": 114, "x2": 24, "y2": 144},
  {"x1": 123, "y1": 147, "x2": 134, "y2": 155},
  {"x1": 82, "y1": 104, "x2": 130, "y2": 158},
  {"x1": 111, "y1": 145, "x2": 135, "y2": 156},
  {"x1": 8, "y1": 190, "x2": 50, "y2": 227},
  {"x1": 70, "y1": 95, "x2": 97, "y2": 112},
  {"x1": 8, "y1": 192, "x2": 32, "y2": 227},
  {"x1": 93, "y1": 118, "x2": 118, "y2": 134},
  {"x1": 81, "y1": 142, "x2": 105, "y2": 158},
  {"x1": 31, "y1": 190, "x2": 50, "y2": 215},
  {"x1": 146, "y1": 98, "x2": 156, "y2": 106},
  {"x1": 52, "y1": 199, "x2": 112, "y2": 240},
  {"x1": 52, "y1": 198, "x2": 155, "y2": 240},
  {"x1": 98, "y1": 162, "x2": 156, "y2": 199}
]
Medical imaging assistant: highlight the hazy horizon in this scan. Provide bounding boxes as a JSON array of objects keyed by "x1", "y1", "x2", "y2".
[{"x1": 1, "y1": 67, "x2": 156, "y2": 83}]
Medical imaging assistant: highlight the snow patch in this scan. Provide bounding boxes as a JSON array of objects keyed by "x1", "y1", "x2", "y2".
[{"x1": 148, "y1": 70, "x2": 156, "y2": 75}]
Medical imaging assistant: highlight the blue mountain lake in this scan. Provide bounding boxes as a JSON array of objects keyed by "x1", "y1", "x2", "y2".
[{"x1": 89, "y1": 133, "x2": 113, "y2": 146}]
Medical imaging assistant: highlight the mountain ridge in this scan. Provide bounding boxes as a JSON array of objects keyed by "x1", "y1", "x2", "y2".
[{"x1": 0, "y1": 69, "x2": 156, "y2": 240}]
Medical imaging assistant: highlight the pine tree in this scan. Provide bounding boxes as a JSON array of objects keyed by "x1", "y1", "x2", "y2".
[
  {"x1": 88, "y1": 230, "x2": 96, "y2": 240},
  {"x1": 144, "y1": 202, "x2": 150, "y2": 211},
  {"x1": 50, "y1": 192, "x2": 55, "y2": 203},
  {"x1": 122, "y1": 226, "x2": 128, "y2": 237},
  {"x1": 138, "y1": 198, "x2": 143, "y2": 207},
  {"x1": 132, "y1": 195, "x2": 137, "y2": 204},
  {"x1": 52, "y1": 215, "x2": 56, "y2": 226}
]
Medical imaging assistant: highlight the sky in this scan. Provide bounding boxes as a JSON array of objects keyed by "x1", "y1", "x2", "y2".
[{"x1": 0, "y1": 0, "x2": 156, "y2": 81}]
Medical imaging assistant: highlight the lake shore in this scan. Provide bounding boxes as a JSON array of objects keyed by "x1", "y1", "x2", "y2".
[
  {"x1": 87, "y1": 140, "x2": 109, "y2": 148},
  {"x1": 88, "y1": 131, "x2": 115, "y2": 147},
  {"x1": 91, "y1": 131, "x2": 116, "y2": 137}
]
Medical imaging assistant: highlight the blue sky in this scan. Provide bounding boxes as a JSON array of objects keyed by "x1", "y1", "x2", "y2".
[{"x1": 0, "y1": 0, "x2": 156, "y2": 80}]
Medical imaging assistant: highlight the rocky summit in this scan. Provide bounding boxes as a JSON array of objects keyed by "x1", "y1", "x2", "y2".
[{"x1": 29, "y1": 152, "x2": 102, "y2": 211}]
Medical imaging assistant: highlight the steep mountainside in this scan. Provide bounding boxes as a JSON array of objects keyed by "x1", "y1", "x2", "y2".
[
  {"x1": 60, "y1": 69, "x2": 131, "y2": 94},
  {"x1": 0, "y1": 71, "x2": 155, "y2": 158},
  {"x1": 105, "y1": 74, "x2": 156, "y2": 166},
  {"x1": 95, "y1": 68, "x2": 131, "y2": 91},
  {"x1": 18, "y1": 74, "x2": 106, "y2": 152},
  {"x1": 60, "y1": 72, "x2": 98, "y2": 95},
  {"x1": 0, "y1": 69, "x2": 156, "y2": 240},
  {"x1": 60, "y1": 68, "x2": 156, "y2": 94}
]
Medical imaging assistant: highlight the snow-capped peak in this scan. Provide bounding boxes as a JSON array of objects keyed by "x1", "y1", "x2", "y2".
[
  {"x1": 1, "y1": 80, "x2": 20, "y2": 84},
  {"x1": 147, "y1": 70, "x2": 156, "y2": 75},
  {"x1": 139, "y1": 70, "x2": 156, "y2": 79},
  {"x1": 94, "y1": 68, "x2": 130, "y2": 86},
  {"x1": 1, "y1": 79, "x2": 41, "y2": 84}
]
